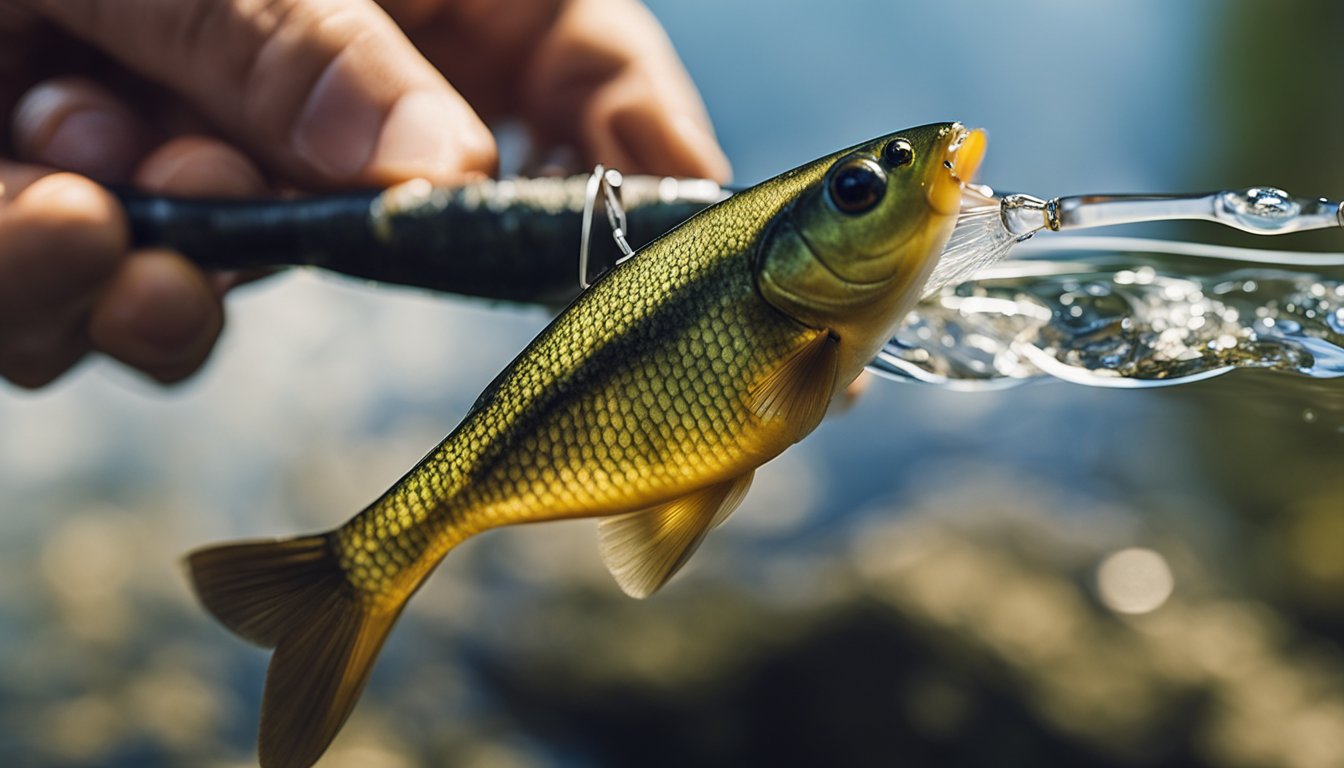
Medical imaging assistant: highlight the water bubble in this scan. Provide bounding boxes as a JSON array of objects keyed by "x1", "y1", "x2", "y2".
[{"x1": 1303, "y1": 409, "x2": 1318, "y2": 424}]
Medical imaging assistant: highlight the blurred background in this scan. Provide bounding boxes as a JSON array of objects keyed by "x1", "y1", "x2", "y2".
[{"x1": 3, "y1": 1, "x2": 1343, "y2": 766}]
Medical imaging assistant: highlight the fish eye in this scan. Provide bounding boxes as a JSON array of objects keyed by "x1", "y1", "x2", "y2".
[
  {"x1": 882, "y1": 139, "x2": 914, "y2": 168},
  {"x1": 827, "y1": 159, "x2": 886, "y2": 215}
]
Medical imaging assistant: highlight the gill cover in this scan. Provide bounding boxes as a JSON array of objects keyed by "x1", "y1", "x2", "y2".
[{"x1": 754, "y1": 123, "x2": 976, "y2": 331}]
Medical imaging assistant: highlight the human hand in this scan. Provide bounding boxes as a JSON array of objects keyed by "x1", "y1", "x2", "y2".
[{"x1": 0, "y1": 0, "x2": 728, "y2": 388}]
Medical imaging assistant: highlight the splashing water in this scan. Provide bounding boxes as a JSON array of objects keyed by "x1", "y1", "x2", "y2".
[
  {"x1": 922, "y1": 204, "x2": 1019, "y2": 298},
  {"x1": 873, "y1": 239, "x2": 1344, "y2": 389}
]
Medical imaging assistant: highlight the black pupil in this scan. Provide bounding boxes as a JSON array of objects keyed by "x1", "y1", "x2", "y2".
[
  {"x1": 830, "y1": 164, "x2": 884, "y2": 213},
  {"x1": 884, "y1": 140, "x2": 913, "y2": 167}
]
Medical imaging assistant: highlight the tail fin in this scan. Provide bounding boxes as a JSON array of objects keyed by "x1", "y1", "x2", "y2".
[{"x1": 187, "y1": 535, "x2": 403, "y2": 768}]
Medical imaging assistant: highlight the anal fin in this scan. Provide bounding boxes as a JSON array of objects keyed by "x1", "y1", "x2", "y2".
[
  {"x1": 598, "y1": 471, "x2": 754, "y2": 599},
  {"x1": 749, "y1": 328, "x2": 839, "y2": 440}
]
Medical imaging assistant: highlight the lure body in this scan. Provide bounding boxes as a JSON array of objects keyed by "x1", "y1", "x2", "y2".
[
  {"x1": 116, "y1": 176, "x2": 719, "y2": 303},
  {"x1": 188, "y1": 123, "x2": 985, "y2": 768}
]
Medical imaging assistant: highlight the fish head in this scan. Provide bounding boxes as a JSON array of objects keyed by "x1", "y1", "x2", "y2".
[{"x1": 756, "y1": 122, "x2": 986, "y2": 378}]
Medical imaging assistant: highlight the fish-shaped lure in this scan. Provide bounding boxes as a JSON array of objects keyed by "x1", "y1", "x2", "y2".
[{"x1": 187, "y1": 122, "x2": 987, "y2": 768}]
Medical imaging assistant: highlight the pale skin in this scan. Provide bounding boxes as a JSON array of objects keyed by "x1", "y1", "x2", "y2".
[{"x1": 0, "y1": 0, "x2": 731, "y2": 388}]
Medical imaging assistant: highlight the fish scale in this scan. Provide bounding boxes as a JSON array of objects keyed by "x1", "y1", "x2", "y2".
[{"x1": 334, "y1": 176, "x2": 818, "y2": 596}]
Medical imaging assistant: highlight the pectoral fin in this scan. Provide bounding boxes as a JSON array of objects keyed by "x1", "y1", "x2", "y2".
[
  {"x1": 749, "y1": 328, "x2": 839, "y2": 440},
  {"x1": 598, "y1": 471, "x2": 755, "y2": 599}
]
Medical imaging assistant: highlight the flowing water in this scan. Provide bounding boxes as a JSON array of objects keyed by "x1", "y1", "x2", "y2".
[{"x1": 875, "y1": 237, "x2": 1344, "y2": 390}]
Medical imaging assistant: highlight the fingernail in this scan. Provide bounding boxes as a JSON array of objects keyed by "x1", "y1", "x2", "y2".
[
  {"x1": 366, "y1": 90, "x2": 494, "y2": 183},
  {"x1": 292, "y1": 54, "x2": 384, "y2": 180},
  {"x1": 293, "y1": 53, "x2": 490, "y2": 184},
  {"x1": 134, "y1": 140, "x2": 267, "y2": 197},
  {"x1": 14, "y1": 83, "x2": 140, "y2": 182}
]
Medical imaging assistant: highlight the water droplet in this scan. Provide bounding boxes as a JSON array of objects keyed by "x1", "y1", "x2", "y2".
[
  {"x1": 1303, "y1": 409, "x2": 1318, "y2": 423},
  {"x1": 1232, "y1": 187, "x2": 1297, "y2": 219}
]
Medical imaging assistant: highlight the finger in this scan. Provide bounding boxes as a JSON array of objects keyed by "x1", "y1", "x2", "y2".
[
  {"x1": 131, "y1": 135, "x2": 272, "y2": 295},
  {"x1": 10, "y1": 76, "x2": 151, "y2": 183},
  {"x1": 82, "y1": 135, "x2": 272, "y2": 382},
  {"x1": 133, "y1": 134, "x2": 268, "y2": 198},
  {"x1": 0, "y1": 161, "x2": 52, "y2": 202},
  {"x1": 521, "y1": 0, "x2": 731, "y2": 182},
  {"x1": 133, "y1": 135, "x2": 273, "y2": 294},
  {"x1": 0, "y1": 169, "x2": 128, "y2": 387},
  {"x1": 0, "y1": 169, "x2": 128, "y2": 318},
  {"x1": 87, "y1": 248, "x2": 223, "y2": 384},
  {"x1": 31, "y1": 0, "x2": 497, "y2": 187},
  {"x1": 0, "y1": 327, "x2": 87, "y2": 389}
]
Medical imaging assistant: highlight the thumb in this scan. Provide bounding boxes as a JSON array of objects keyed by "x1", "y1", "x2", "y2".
[{"x1": 29, "y1": 0, "x2": 497, "y2": 187}]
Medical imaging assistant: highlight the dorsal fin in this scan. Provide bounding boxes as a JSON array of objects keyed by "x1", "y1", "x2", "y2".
[
  {"x1": 749, "y1": 328, "x2": 839, "y2": 440},
  {"x1": 598, "y1": 471, "x2": 755, "y2": 599}
]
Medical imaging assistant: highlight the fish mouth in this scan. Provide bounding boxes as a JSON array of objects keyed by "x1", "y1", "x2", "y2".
[{"x1": 928, "y1": 124, "x2": 988, "y2": 215}]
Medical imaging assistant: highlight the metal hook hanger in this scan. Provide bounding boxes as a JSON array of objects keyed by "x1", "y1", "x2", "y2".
[{"x1": 579, "y1": 165, "x2": 637, "y2": 289}]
